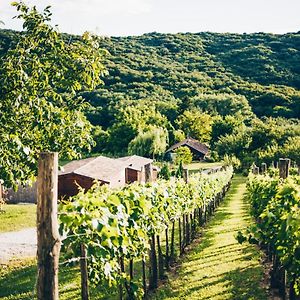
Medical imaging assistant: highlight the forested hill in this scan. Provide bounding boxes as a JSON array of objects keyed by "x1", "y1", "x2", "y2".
[
  {"x1": 94, "y1": 31, "x2": 300, "y2": 119},
  {"x1": 1, "y1": 29, "x2": 300, "y2": 161}
]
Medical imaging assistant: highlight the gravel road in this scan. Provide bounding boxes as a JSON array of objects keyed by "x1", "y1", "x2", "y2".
[{"x1": 0, "y1": 227, "x2": 37, "y2": 263}]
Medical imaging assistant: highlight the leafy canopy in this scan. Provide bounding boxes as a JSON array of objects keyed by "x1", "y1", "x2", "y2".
[{"x1": 0, "y1": 2, "x2": 106, "y2": 186}]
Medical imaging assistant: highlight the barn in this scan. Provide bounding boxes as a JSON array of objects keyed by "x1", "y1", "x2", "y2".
[
  {"x1": 58, "y1": 156, "x2": 126, "y2": 199},
  {"x1": 166, "y1": 137, "x2": 209, "y2": 161}
]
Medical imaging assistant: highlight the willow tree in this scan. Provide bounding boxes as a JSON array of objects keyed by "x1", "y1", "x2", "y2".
[
  {"x1": 128, "y1": 127, "x2": 168, "y2": 159},
  {"x1": 0, "y1": 2, "x2": 107, "y2": 187}
]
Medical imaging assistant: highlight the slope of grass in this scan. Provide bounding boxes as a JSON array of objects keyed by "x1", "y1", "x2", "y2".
[
  {"x1": 0, "y1": 204, "x2": 36, "y2": 233},
  {"x1": 151, "y1": 175, "x2": 267, "y2": 300}
]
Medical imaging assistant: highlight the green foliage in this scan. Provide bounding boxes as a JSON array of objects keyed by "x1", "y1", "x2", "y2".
[
  {"x1": 0, "y1": 2, "x2": 106, "y2": 187},
  {"x1": 59, "y1": 167, "x2": 233, "y2": 298},
  {"x1": 211, "y1": 115, "x2": 244, "y2": 146},
  {"x1": 175, "y1": 160, "x2": 184, "y2": 178},
  {"x1": 242, "y1": 172, "x2": 300, "y2": 294},
  {"x1": 108, "y1": 104, "x2": 168, "y2": 155},
  {"x1": 174, "y1": 146, "x2": 193, "y2": 165},
  {"x1": 128, "y1": 126, "x2": 168, "y2": 158},
  {"x1": 158, "y1": 163, "x2": 171, "y2": 180},
  {"x1": 177, "y1": 109, "x2": 213, "y2": 144},
  {"x1": 223, "y1": 154, "x2": 241, "y2": 171}
]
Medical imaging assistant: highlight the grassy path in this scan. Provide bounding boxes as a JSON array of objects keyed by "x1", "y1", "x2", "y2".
[{"x1": 152, "y1": 175, "x2": 268, "y2": 300}]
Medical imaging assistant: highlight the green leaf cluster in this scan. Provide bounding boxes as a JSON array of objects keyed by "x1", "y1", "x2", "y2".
[{"x1": 59, "y1": 167, "x2": 233, "y2": 297}]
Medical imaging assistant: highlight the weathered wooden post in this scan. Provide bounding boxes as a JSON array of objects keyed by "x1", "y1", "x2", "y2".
[
  {"x1": 279, "y1": 158, "x2": 290, "y2": 179},
  {"x1": 37, "y1": 152, "x2": 61, "y2": 300},
  {"x1": 183, "y1": 168, "x2": 189, "y2": 184},
  {"x1": 253, "y1": 165, "x2": 259, "y2": 175},
  {"x1": 145, "y1": 163, "x2": 157, "y2": 291},
  {"x1": 145, "y1": 163, "x2": 153, "y2": 183},
  {"x1": 80, "y1": 244, "x2": 89, "y2": 300},
  {"x1": 261, "y1": 163, "x2": 267, "y2": 174}
]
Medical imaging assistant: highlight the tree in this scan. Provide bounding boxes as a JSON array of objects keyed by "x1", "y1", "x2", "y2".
[
  {"x1": 283, "y1": 136, "x2": 300, "y2": 165},
  {"x1": 0, "y1": 2, "x2": 106, "y2": 186},
  {"x1": 128, "y1": 127, "x2": 168, "y2": 158},
  {"x1": 174, "y1": 146, "x2": 193, "y2": 165},
  {"x1": 211, "y1": 115, "x2": 244, "y2": 146},
  {"x1": 176, "y1": 109, "x2": 213, "y2": 144},
  {"x1": 109, "y1": 104, "x2": 168, "y2": 154}
]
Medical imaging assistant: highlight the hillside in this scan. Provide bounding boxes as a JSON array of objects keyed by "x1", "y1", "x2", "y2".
[{"x1": 1, "y1": 29, "x2": 299, "y2": 163}]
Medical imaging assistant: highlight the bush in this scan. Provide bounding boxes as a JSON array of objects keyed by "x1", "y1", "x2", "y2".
[
  {"x1": 223, "y1": 154, "x2": 241, "y2": 171},
  {"x1": 174, "y1": 146, "x2": 193, "y2": 165},
  {"x1": 158, "y1": 163, "x2": 171, "y2": 180}
]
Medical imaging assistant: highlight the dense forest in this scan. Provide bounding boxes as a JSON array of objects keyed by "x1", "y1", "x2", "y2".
[{"x1": 1, "y1": 28, "x2": 299, "y2": 167}]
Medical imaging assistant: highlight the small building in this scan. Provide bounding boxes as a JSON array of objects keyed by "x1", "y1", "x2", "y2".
[
  {"x1": 58, "y1": 155, "x2": 158, "y2": 199},
  {"x1": 58, "y1": 156, "x2": 126, "y2": 199},
  {"x1": 166, "y1": 137, "x2": 209, "y2": 161},
  {"x1": 117, "y1": 155, "x2": 158, "y2": 183}
]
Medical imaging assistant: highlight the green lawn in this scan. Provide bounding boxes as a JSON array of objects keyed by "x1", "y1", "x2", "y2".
[
  {"x1": 151, "y1": 175, "x2": 268, "y2": 300},
  {"x1": 0, "y1": 258, "x2": 116, "y2": 300},
  {"x1": 0, "y1": 204, "x2": 36, "y2": 233}
]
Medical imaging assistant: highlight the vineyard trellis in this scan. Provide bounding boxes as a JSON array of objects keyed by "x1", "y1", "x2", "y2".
[
  {"x1": 240, "y1": 158, "x2": 300, "y2": 300},
  {"x1": 36, "y1": 152, "x2": 233, "y2": 299}
]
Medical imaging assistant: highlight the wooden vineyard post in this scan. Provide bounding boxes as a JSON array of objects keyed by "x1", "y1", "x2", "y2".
[
  {"x1": 165, "y1": 227, "x2": 170, "y2": 270},
  {"x1": 253, "y1": 165, "x2": 259, "y2": 175},
  {"x1": 149, "y1": 234, "x2": 158, "y2": 290},
  {"x1": 80, "y1": 244, "x2": 89, "y2": 300},
  {"x1": 279, "y1": 158, "x2": 290, "y2": 179},
  {"x1": 170, "y1": 221, "x2": 175, "y2": 263},
  {"x1": 178, "y1": 218, "x2": 182, "y2": 255},
  {"x1": 37, "y1": 152, "x2": 61, "y2": 300},
  {"x1": 261, "y1": 163, "x2": 267, "y2": 174},
  {"x1": 142, "y1": 259, "x2": 147, "y2": 297},
  {"x1": 145, "y1": 163, "x2": 153, "y2": 183},
  {"x1": 156, "y1": 235, "x2": 165, "y2": 280},
  {"x1": 183, "y1": 168, "x2": 189, "y2": 184}
]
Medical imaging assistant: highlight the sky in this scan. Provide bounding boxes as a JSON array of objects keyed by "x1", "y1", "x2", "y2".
[{"x1": 1, "y1": 0, "x2": 300, "y2": 36}]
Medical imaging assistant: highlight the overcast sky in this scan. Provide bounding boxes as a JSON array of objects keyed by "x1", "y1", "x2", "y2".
[{"x1": 1, "y1": 0, "x2": 300, "y2": 36}]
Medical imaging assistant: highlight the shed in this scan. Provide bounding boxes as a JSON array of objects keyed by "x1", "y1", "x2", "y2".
[
  {"x1": 117, "y1": 155, "x2": 158, "y2": 183},
  {"x1": 166, "y1": 137, "x2": 209, "y2": 161},
  {"x1": 58, "y1": 156, "x2": 126, "y2": 199}
]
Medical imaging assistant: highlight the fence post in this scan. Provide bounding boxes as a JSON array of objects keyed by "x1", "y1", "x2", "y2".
[
  {"x1": 80, "y1": 244, "x2": 89, "y2": 300},
  {"x1": 253, "y1": 166, "x2": 259, "y2": 175},
  {"x1": 183, "y1": 168, "x2": 189, "y2": 184},
  {"x1": 261, "y1": 163, "x2": 267, "y2": 174},
  {"x1": 37, "y1": 152, "x2": 60, "y2": 300},
  {"x1": 279, "y1": 158, "x2": 290, "y2": 179},
  {"x1": 145, "y1": 163, "x2": 153, "y2": 183}
]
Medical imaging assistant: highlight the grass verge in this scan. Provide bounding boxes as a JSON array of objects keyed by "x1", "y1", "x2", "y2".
[{"x1": 0, "y1": 204, "x2": 36, "y2": 233}]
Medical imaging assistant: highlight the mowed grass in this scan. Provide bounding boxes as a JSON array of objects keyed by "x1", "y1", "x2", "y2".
[
  {"x1": 0, "y1": 258, "x2": 121, "y2": 299},
  {"x1": 0, "y1": 204, "x2": 36, "y2": 233},
  {"x1": 151, "y1": 175, "x2": 267, "y2": 300}
]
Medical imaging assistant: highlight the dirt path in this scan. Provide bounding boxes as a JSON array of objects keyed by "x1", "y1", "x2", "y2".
[
  {"x1": 0, "y1": 227, "x2": 36, "y2": 264},
  {"x1": 153, "y1": 175, "x2": 268, "y2": 300}
]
